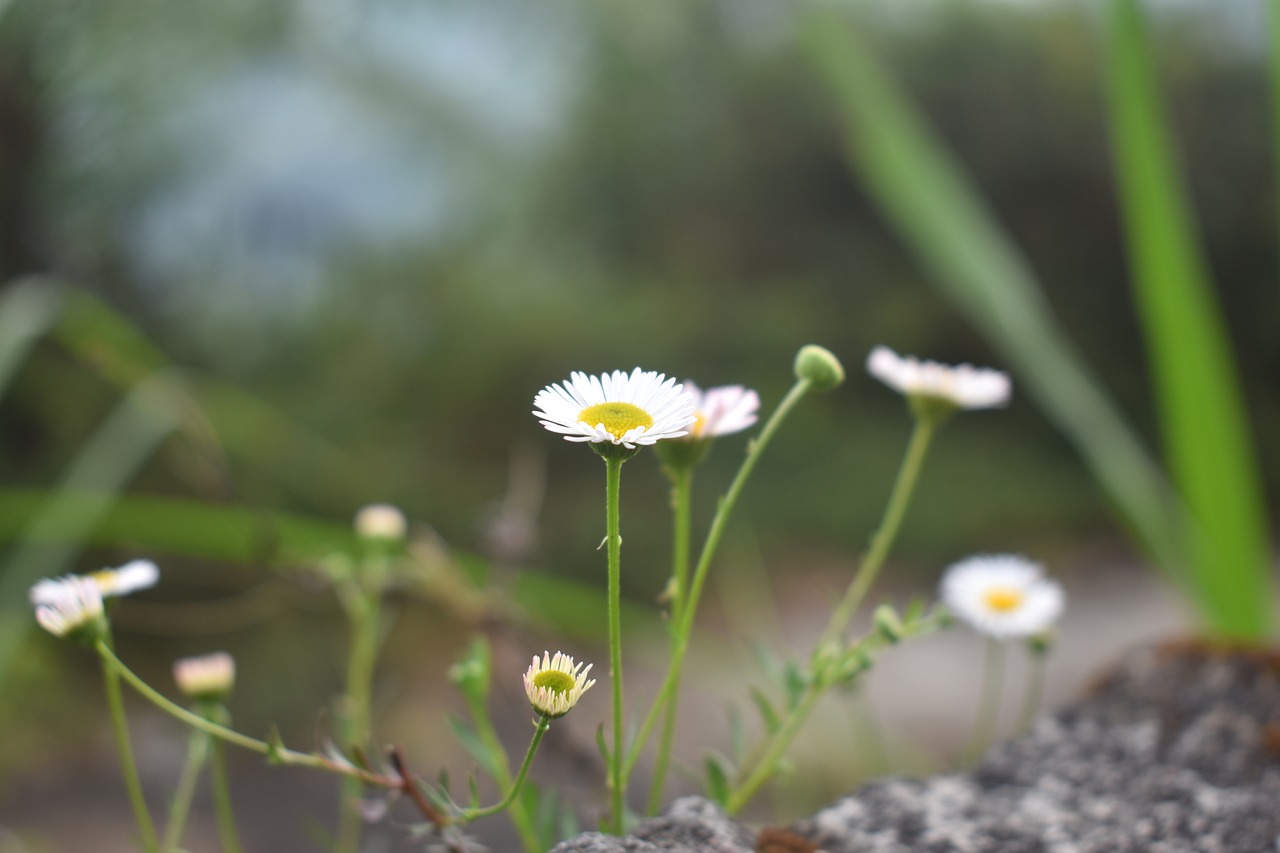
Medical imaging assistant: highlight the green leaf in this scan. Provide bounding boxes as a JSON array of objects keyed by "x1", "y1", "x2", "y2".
[
  {"x1": 449, "y1": 716, "x2": 500, "y2": 778},
  {"x1": 703, "y1": 753, "x2": 731, "y2": 805},
  {"x1": 1101, "y1": 0, "x2": 1272, "y2": 639},
  {"x1": 0, "y1": 278, "x2": 63, "y2": 398},
  {"x1": 749, "y1": 688, "x2": 780, "y2": 736}
]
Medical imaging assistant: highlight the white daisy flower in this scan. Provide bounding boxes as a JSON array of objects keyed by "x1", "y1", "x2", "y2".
[
  {"x1": 681, "y1": 382, "x2": 760, "y2": 440},
  {"x1": 30, "y1": 559, "x2": 160, "y2": 607},
  {"x1": 523, "y1": 651, "x2": 596, "y2": 719},
  {"x1": 867, "y1": 346, "x2": 1011, "y2": 410},
  {"x1": 354, "y1": 503, "x2": 407, "y2": 541},
  {"x1": 533, "y1": 368, "x2": 696, "y2": 450},
  {"x1": 33, "y1": 575, "x2": 105, "y2": 639},
  {"x1": 174, "y1": 652, "x2": 236, "y2": 700},
  {"x1": 940, "y1": 554, "x2": 1064, "y2": 640}
]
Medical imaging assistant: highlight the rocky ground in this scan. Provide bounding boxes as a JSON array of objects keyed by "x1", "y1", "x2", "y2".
[{"x1": 550, "y1": 643, "x2": 1280, "y2": 853}]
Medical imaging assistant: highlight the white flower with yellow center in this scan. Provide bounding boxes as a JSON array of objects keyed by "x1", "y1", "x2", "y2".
[
  {"x1": 867, "y1": 346, "x2": 1011, "y2": 411},
  {"x1": 682, "y1": 382, "x2": 760, "y2": 440},
  {"x1": 33, "y1": 575, "x2": 105, "y2": 639},
  {"x1": 940, "y1": 554, "x2": 1064, "y2": 640},
  {"x1": 533, "y1": 369, "x2": 696, "y2": 450},
  {"x1": 174, "y1": 652, "x2": 236, "y2": 700},
  {"x1": 30, "y1": 559, "x2": 160, "y2": 608},
  {"x1": 523, "y1": 651, "x2": 596, "y2": 719}
]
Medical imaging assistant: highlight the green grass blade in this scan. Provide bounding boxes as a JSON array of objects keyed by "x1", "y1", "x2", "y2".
[
  {"x1": 0, "y1": 278, "x2": 63, "y2": 398},
  {"x1": 1101, "y1": 0, "x2": 1272, "y2": 638},
  {"x1": 0, "y1": 373, "x2": 184, "y2": 680},
  {"x1": 800, "y1": 11, "x2": 1187, "y2": 579}
]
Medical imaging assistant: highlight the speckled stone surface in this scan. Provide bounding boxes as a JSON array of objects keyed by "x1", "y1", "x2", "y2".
[{"x1": 548, "y1": 645, "x2": 1280, "y2": 853}]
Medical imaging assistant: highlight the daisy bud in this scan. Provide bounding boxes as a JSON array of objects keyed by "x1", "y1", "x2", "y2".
[
  {"x1": 174, "y1": 652, "x2": 236, "y2": 701},
  {"x1": 354, "y1": 504, "x2": 407, "y2": 542},
  {"x1": 794, "y1": 345, "x2": 845, "y2": 392}
]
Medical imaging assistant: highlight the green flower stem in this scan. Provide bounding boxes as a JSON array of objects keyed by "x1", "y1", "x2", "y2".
[
  {"x1": 964, "y1": 638, "x2": 1007, "y2": 765},
  {"x1": 625, "y1": 379, "x2": 813, "y2": 786},
  {"x1": 95, "y1": 641, "x2": 400, "y2": 788},
  {"x1": 336, "y1": 554, "x2": 389, "y2": 853},
  {"x1": 645, "y1": 465, "x2": 693, "y2": 817},
  {"x1": 101, "y1": 644, "x2": 160, "y2": 853},
  {"x1": 160, "y1": 728, "x2": 210, "y2": 852},
  {"x1": 208, "y1": 738, "x2": 245, "y2": 853},
  {"x1": 724, "y1": 608, "x2": 948, "y2": 814},
  {"x1": 460, "y1": 715, "x2": 551, "y2": 821},
  {"x1": 605, "y1": 455, "x2": 626, "y2": 833},
  {"x1": 815, "y1": 416, "x2": 937, "y2": 654},
  {"x1": 1015, "y1": 647, "x2": 1048, "y2": 735},
  {"x1": 466, "y1": 696, "x2": 541, "y2": 852}
]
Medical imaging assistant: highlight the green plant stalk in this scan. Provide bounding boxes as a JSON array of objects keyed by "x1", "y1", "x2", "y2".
[
  {"x1": 646, "y1": 466, "x2": 693, "y2": 816},
  {"x1": 101, "y1": 643, "x2": 160, "y2": 852},
  {"x1": 816, "y1": 416, "x2": 936, "y2": 653},
  {"x1": 605, "y1": 456, "x2": 626, "y2": 833},
  {"x1": 460, "y1": 715, "x2": 551, "y2": 821},
  {"x1": 1271, "y1": 0, "x2": 1280, "y2": 278},
  {"x1": 336, "y1": 556, "x2": 389, "y2": 853},
  {"x1": 466, "y1": 695, "x2": 541, "y2": 851},
  {"x1": 208, "y1": 738, "x2": 245, "y2": 853},
  {"x1": 964, "y1": 638, "x2": 1007, "y2": 765},
  {"x1": 96, "y1": 642, "x2": 400, "y2": 788},
  {"x1": 624, "y1": 379, "x2": 813, "y2": 784},
  {"x1": 723, "y1": 609, "x2": 946, "y2": 814},
  {"x1": 161, "y1": 728, "x2": 210, "y2": 852},
  {"x1": 1102, "y1": 0, "x2": 1272, "y2": 638},
  {"x1": 1015, "y1": 649, "x2": 1047, "y2": 736}
]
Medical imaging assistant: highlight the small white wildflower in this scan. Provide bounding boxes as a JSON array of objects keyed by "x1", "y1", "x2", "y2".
[
  {"x1": 31, "y1": 559, "x2": 160, "y2": 608},
  {"x1": 523, "y1": 651, "x2": 596, "y2": 719},
  {"x1": 940, "y1": 554, "x2": 1064, "y2": 640},
  {"x1": 681, "y1": 382, "x2": 760, "y2": 440},
  {"x1": 33, "y1": 576, "x2": 105, "y2": 640},
  {"x1": 173, "y1": 652, "x2": 236, "y2": 700},
  {"x1": 533, "y1": 369, "x2": 696, "y2": 450},
  {"x1": 354, "y1": 504, "x2": 407, "y2": 541},
  {"x1": 867, "y1": 346, "x2": 1011, "y2": 411}
]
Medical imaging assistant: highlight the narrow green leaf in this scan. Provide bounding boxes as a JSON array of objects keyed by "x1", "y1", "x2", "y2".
[
  {"x1": 704, "y1": 754, "x2": 731, "y2": 805},
  {"x1": 0, "y1": 277, "x2": 63, "y2": 398},
  {"x1": 749, "y1": 688, "x2": 781, "y2": 736},
  {"x1": 448, "y1": 716, "x2": 500, "y2": 778},
  {"x1": 801, "y1": 10, "x2": 1187, "y2": 590},
  {"x1": 1101, "y1": 0, "x2": 1272, "y2": 638}
]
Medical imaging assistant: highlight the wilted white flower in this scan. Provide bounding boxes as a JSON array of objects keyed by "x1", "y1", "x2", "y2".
[
  {"x1": 354, "y1": 504, "x2": 407, "y2": 541},
  {"x1": 867, "y1": 346, "x2": 1011, "y2": 411},
  {"x1": 533, "y1": 369, "x2": 696, "y2": 449},
  {"x1": 173, "y1": 652, "x2": 236, "y2": 699},
  {"x1": 681, "y1": 382, "x2": 760, "y2": 440},
  {"x1": 523, "y1": 651, "x2": 596, "y2": 718},
  {"x1": 940, "y1": 554, "x2": 1064, "y2": 640},
  {"x1": 32, "y1": 576, "x2": 105, "y2": 640},
  {"x1": 30, "y1": 559, "x2": 159, "y2": 608}
]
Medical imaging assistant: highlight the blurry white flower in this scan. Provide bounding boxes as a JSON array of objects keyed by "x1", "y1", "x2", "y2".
[
  {"x1": 32, "y1": 575, "x2": 105, "y2": 639},
  {"x1": 30, "y1": 559, "x2": 159, "y2": 607},
  {"x1": 173, "y1": 652, "x2": 236, "y2": 700},
  {"x1": 941, "y1": 554, "x2": 1064, "y2": 640},
  {"x1": 682, "y1": 382, "x2": 760, "y2": 440},
  {"x1": 354, "y1": 503, "x2": 407, "y2": 541},
  {"x1": 523, "y1": 651, "x2": 596, "y2": 718},
  {"x1": 867, "y1": 346, "x2": 1011, "y2": 411},
  {"x1": 533, "y1": 369, "x2": 695, "y2": 449}
]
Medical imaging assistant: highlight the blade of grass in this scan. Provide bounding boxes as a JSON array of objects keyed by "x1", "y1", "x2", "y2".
[
  {"x1": 1101, "y1": 0, "x2": 1272, "y2": 638},
  {"x1": 800, "y1": 10, "x2": 1187, "y2": 580},
  {"x1": 0, "y1": 278, "x2": 63, "y2": 397}
]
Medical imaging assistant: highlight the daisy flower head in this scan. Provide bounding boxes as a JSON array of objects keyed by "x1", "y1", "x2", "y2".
[
  {"x1": 355, "y1": 503, "x2": 407, "y2": 542},
  {"x1": 174, "y1": 652, "x2": 236, "y2": 701},
  {"x1": 32, "y1": 575, "x2": 105, "y2": 642},
  {"x1": 523, "y1": 651, "x2": 596, "y2": 719},
  {"x1": 867, "y1": 346, "x2": 1011, "y2": 421},
  {"x1": 533, "y1": 368, "x2": 696, "y2": 457},
  {"x1": 940, "y1": 554, "x2": 1064, "y2": 640},
  {"x1": 683, "y1": 382, "x2": 760, "y2": 440},
  {"x1": 30, "y1": 559, "x2": 159, "y2": 608}
]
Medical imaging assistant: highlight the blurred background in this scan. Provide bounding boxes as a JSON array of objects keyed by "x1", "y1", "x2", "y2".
[{"x1": 0, "y1": 0, "x2": 1277, "y2": 849}]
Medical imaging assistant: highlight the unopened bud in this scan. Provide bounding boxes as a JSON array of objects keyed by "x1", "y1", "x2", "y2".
[
  {"x1": 793, "y1": 345, "x2": 845, "y2": 392},
  {"x1": 354, "y1": 504, "x2": 407, "y2": 541}
]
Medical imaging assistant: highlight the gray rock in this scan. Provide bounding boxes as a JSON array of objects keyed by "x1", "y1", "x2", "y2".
[{"x1": 550, "y1": 645, "x2": 1280, "y2": 853}]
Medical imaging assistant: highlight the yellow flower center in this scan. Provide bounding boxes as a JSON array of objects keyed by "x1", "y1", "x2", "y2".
[
  {"x1": 533, "y1": 670, "x2": 576, "y2": 695},
  {"x1": 578, "y1": 402, "x2": 653, "y2": 440},
  {"x1": 688, "y1": 412, "x2": 708, "y2": 439},
  {"x1": 983, "y1": 586, "x2": 1024, "y2": 613}
]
